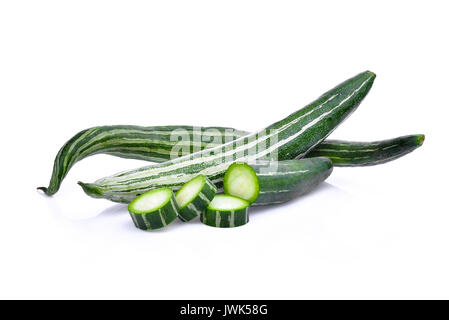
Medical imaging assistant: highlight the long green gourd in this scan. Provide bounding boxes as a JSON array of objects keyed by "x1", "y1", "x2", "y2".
[
  {"x1": 78, "y1": 71, "x2": 376, "y2": 203},
  {"x1": 38, "y1": 126, "x2": 423, "y2": 196}
]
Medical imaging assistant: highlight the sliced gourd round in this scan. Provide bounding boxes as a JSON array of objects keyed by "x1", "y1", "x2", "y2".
[
  {"x1": 128, "y1": 188, "x2": 179, "y2": 230},
  {"x1": 223, "y1": 162, "x2": 260, "y2": 204},
  {"x1": 201, "y1": 195, "x2": 250, "y2": 228},
  {"x1": 175, "y1": 174, "x2": 217, "y2": 222}
]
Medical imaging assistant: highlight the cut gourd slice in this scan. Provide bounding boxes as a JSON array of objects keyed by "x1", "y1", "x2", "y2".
[
  {"x1": 223, "y1": 162, "x2": 260, "y2": 204},
  {"x1": 175, "y1": 175, "x2": 217, "y2": 222},
  {"x1": 128, "y1": 188, "x2": 179, "y2": 230},
  {"x1": 201, "y1": 195, "x2": 250, "y2": 228}
]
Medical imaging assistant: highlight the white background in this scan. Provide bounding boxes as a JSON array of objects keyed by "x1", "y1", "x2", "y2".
[{"x1": 0, "y1": 1, "x2": 447, "y2": 299}]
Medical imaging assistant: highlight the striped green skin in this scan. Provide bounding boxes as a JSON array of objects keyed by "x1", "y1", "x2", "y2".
[
  {"x1": 39, "y1": 128, "x2": 423, "y2": 196},
  {"x1": 128, "y1": 188, "x2": 179, "y2": 230},
  {"x1": 201, "y1": 195, "x2": 250, "y2": 228},
  {"x1": 77, "y1": 158, "x2": 331, "y2": 206},
  {"x1": 79, "y1": 71, "x2": 376, "y2": 203},
  {"x1": 38, "y1": 126, "x2": 246, "y2": 195},
  {"x1": 307, "y1": 134, "x2": 425, "y2": 166},
  {"x1": 223, "y1": 162, "x2": 260, "y2": 204},
  {"x1": 176, "y1": 175, "x2": 217, "y2": 222},
  {"x1": 249, "y1": 157, "x2": 333, "y2": 206}
]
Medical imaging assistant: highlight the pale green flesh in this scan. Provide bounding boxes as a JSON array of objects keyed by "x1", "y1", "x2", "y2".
[
  {"x1": 224, "y1": 164, "x2": 259, "y2": 203},
  {"x1": 175, "y1": 175, "x2": 205, "y2": 208},
  {"x1": 208, "y1": 195, "x2": 249, "y2": 211},
  {"x1": 129, "y1": 188, "x2": 172, "y2": 214}
]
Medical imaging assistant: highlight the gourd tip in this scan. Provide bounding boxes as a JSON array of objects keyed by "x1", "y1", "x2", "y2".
[
  {"x1": 417, "y1": 134, "x2": 425, "y2": 146},
  {"x1": 37, "y1": 186, "x2": 47, "y2": 193}
]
